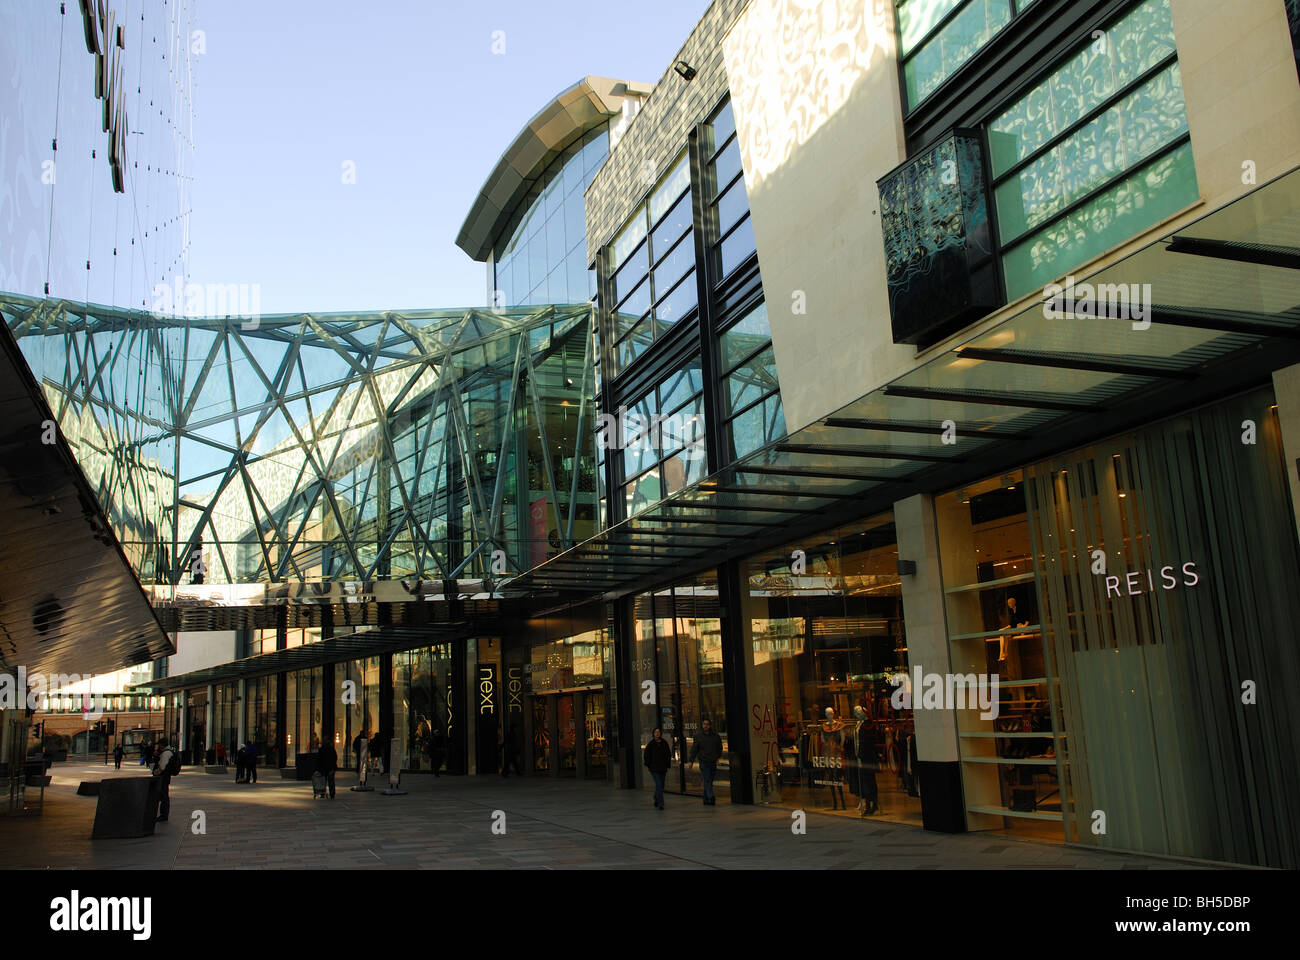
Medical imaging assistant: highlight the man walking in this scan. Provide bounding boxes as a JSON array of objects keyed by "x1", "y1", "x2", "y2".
[
  {"x1": 112, "y1": 743, "x2": 123, "y2": 769},
  {"x1": 152, "y1": 738, "x2": 176, "y2": 822},
  {"x1": 644, "y1": 727, "x2": 671, "y2": 810},
  {"x1": 315, "y1": 738, "x2": 339, "y2": 799},
  {"x1": 689, "y1": 718, "x2": 724, "y2": 805},
  {"x1": 243, "y1": 740, "x2": 258, "y2": 783}
]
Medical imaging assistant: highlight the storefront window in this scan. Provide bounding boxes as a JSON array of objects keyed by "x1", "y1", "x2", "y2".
[
  {"x1": 524, "y1": 621, "x2": 613, "y2": 779},
  {"x1": 285, "y1": 667, "x2": 323, "y2": 763},
  {"x1": 338, "y1": 657, "x2": 382, "y2": 771},
  {"x1": 937, "y1": 472, "x2": 1065, "y2": 843},
  {"x1": 741, "y1": 514, "x2": 917, "y2": 823},
  {"x1": 630, "y1": 571, "x2": 730, "y2": 800},
  {"x1": 1021, "y1": 388, "x2": 1300, "y2": 865},
  {"x1": 392, "y1": 645, "x2": 454, "y2": 771},
  {"x1": 243, "y1": 675, "x2": 278, "y2": 769}
]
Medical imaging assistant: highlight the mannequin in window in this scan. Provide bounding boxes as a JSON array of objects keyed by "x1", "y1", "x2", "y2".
[
  {"x1": 996, "y1": 595, "x2": 1028, "y2": 682},
  {"x1": 853, "y1": 705, "x2": 878, "y2": 816},
  {"x1": 820, "y1": 707, "x2": 847, "y2": 811}
]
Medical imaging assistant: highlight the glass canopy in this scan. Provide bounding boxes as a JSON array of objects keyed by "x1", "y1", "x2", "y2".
[
  {"x1": 3, "y1": 299, "x2": 596, "y2": 586},
  {"x1": 511, "y1": 166, "x2": 1300, "y2": 596}
]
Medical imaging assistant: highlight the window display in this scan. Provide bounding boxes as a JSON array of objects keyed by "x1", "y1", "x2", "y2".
[
  {"x1": 742, "y1": 513, "x2": 919, "y2": 824},
  {"x1": 937, "y1": 472, "x2": 1067, "y2": 843}
]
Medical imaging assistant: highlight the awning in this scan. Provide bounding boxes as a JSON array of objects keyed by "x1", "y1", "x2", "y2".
[
  {"x1": 134, "y1": 619, "x2": 498, "y2": 693},
  {"x1": 509, "y1": 166, "x2": 1300, "y2": 597},
  {"x1": 0, "y1": 322, "x2": 174, "y2": 676}
]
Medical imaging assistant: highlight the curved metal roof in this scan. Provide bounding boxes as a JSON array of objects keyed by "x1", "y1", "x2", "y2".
[{"x1": 455, "y1": 76, "x2": 649, "y2": 262}]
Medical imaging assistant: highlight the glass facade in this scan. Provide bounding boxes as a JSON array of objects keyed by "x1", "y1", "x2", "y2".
[
  {"x1": 492, "y1": 127, "x2": 609, "y2": 307},
  {"x1": 338, "y1": 657, "x2": 383, "y2": 771},
  {"x1": 899, "y1": 0, "x2": 1035, "y2": 109},
  {"x1": 212, "y1": 682, "x2": 240, "y2": 762},
  {"x1": 244, "y1": 676, "x2": 279, "y2": 770},
  {"x1": 608, "y1": 151, "x2": 697, "y2": 372},
  {"x1": 987, "y1": 0, "x2": 1197, "y2": 297},
  {"x1": 630, "y1": 571, "x2": 730, "y2": 800},
  {"x1": 286, "y1": 667, "x2": 324, "y2": 763},
  {"x1": 392, "y1": 645, "x2": 455, "y2": 772},
  {"x1": 615, "y1": 359, "x2": 707, "y2": 518},
  {"x1": 741, "y1": 514, "x2": 920, "y2": 823},
  {"x1": 6, "y1": 299, "x2": 596, "y2": 584},
  {"x1": 938, "y1": 470, "x2": 1066, "y2": 843}
]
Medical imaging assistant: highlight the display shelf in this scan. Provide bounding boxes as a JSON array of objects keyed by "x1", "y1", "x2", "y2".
[
  {"x1": 961, "y1": 756, "x2": 1058, "y2": 766},
  {"x1": 959, "y1": 731, "x2": 1061, "y2": 739},
  {"x1": 949, "y1": 624, "x2": 1042, "y2": 642},
  {"x1": 966, "y1": 804, "x2": 1064, "y2": 821},
  {"x1": 944, "y1": 571, "x2": 1037, "y2": 595},
  {"x1": 997, "y1": 676, "x2": 1050, "y2": 687}
]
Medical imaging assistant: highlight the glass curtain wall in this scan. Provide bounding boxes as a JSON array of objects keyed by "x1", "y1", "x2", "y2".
[
  {"x1": 338, "y1": 657, "x2": 382, "y2": 771},
  {"x1": 212, "y1": 682, "x2": 239, "y2": 760},
  {"x1": 243, "y1": 675, "x2": 279, "y2": 769},
  {"x1": 607, "y1": 152, "x2": 696, "y2": 372},
  {"x1": 1024, "y1": 388, "x2": 1300, "y2": 867},
  {"x1": 741, "y1": 514, "x2": 918, "y2": 824},
  {"x1": 629, "y1": 571, "x2": 729, "y2": 800},
  {"x1": 286, "y1": 667, "x2": 324, "y2": 763},
  {"x1": 493, "y1": 126, "x2": 609, "y2": 307},
  {"x1": 392, "y1": 645, "x2": 455, "y2": 771}
]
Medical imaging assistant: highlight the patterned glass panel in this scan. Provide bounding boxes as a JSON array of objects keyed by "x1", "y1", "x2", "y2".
[
  {"x1": 994, "y1": 62, "x2": 1187, "y2": 241},
  {"x1": 905, "y1": 0, "x2": 1012, "y2": 107},
  {"x1": 1002, "y1": 141, "x2": 1198, "y2": 298},
  {"x1": 988, "y1": 0, "x2": 1177, "y2": 177}
]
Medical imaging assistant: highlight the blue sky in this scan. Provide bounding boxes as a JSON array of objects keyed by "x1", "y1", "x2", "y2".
[{"x1": 188, "y1": 0, "x2": 713, "y2": 314}]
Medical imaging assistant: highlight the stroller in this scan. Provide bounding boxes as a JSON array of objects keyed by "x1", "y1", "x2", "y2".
[{"x1": 311, "y1": 770, "x2": 329, "y2": 799}]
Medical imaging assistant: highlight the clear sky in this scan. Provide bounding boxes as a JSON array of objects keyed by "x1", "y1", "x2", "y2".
[{"x1": 188, "y1": 0, "x2": 713, "y2": 315}]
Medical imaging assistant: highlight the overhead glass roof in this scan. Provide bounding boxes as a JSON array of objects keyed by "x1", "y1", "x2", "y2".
[{"x1": 509, "y1": 166, "x2": 1300, "y2": 597}]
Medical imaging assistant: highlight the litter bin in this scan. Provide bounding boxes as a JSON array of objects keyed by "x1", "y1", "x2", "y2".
[
  {"x1": 91, "y1": 776, "x2": 162, "y2": 839},
  {"x1": 295, "y1": 752, "x2": 318, "y2": 781}
]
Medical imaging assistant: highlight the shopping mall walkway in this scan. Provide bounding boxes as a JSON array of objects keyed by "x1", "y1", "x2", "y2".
[{"x1": 0, "y1": 761, "x2": 1204, "y2": 870}]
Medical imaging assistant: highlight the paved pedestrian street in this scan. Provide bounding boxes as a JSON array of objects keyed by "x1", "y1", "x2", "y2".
[{"x1": 1, "y1": 762, "x2": 1205, "y2": 870}]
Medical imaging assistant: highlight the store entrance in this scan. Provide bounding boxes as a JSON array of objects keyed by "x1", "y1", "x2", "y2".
[{"x1": 528, "y1": 690, "x2": 606, "y2": 778}]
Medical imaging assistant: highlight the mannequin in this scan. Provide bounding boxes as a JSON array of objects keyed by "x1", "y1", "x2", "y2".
[
  {"x1": 852, "y1": 705, "x2": 878, "y2": 816},
  {"x1": 819, "y1": 707, "x2": 847, "y2": 811}
]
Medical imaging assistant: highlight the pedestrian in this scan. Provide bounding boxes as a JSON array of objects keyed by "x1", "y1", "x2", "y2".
[
  {"x1": 353, "y1": 731, "x2": 368, "y2": 774},
  {"x1": 152, "y1": 738, "x2": 177, "y2": 822},
  {"x1": 234, "y1": 742, "x2": 246, "y2": 783},
  {"x1": 689, "y1": 717, "x2": 724, "y2": 806},
  {"x1": 139, "y1": 742, "x2": 147, "y2": 766},
  {"x1": 501, "y1": 719, "x2": 523, "y2": 778},
  {"x1": 424, "y1": 729, "x2": 446, "y2": 777},
  {"x1": 315, "y1": 738, "x2": 339, "y2": 799},
  {"x1": 215, "y1": 741, "x2": 226, "y2": 765},
  {"x1": 644, "y1": 727, "x2": 671, "y2": 810},
  {"x1": 113, "y1": 743, "x2": 123, "y2": 769},
  {"x1": 243, "y1": 740, "x2": 258, "y2": 783}
]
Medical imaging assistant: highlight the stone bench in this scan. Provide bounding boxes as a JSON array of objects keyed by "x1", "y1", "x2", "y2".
[{"x1": 77, "y1": 781, "x2": 100, "y2": 796}]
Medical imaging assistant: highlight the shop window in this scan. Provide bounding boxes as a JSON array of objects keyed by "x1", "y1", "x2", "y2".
[
  {"x1": 936, "y1": 471, "x2": 1067, "y2": 842},
  {"x1": 741, "y1": 514, "x2": 917, "y2": 824}
]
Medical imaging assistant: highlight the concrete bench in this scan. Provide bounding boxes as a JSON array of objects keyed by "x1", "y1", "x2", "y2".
[{"x1": 77, "y1": 781, "x2": 100, "y2": 796}]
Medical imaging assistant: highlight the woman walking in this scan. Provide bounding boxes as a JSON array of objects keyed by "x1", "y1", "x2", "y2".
[{"x1": 644, "y1": 727, "x2": 671, "y2": 810}]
